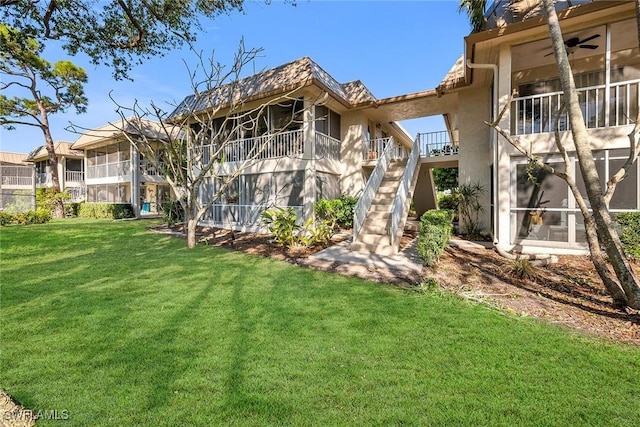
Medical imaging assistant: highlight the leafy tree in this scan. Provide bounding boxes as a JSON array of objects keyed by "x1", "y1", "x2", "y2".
[
  {"x1": 0, "y1": 24, "x2": 87, "y2": 217},
  {"x1": 433, "y1": 167, "x2": 458, "y2": 192},
  {"x1": 0, "y1": 0, "x2": 248, "y2": 80},
  {"x1": 459, "y1": 0, "x2": 640, "y2": 307},
  {"x1": 110, "y1": 43, "x2": 319, "y2": 248}
]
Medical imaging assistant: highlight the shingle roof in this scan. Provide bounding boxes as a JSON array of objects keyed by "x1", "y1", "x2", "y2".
[
  {"x1": 168, "y1": 57, "x2": 378, "y2": 119},
  {"x1": 437, "y1": 55, "x2": 466, "y2": 94},
  {"x1": 484, "y1": 0, "x2": 592, "y2": 29}
]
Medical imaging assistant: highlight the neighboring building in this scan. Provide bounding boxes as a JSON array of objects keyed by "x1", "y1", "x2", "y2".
[
  {"x1": 70, "y1": 119, "x2": 174, "y2": 217},
  {"x1": 438, "y1": 0, "x2": 639, "y2": 254},
  {"x1": 0, "y1": 151, "x2": 35, "y2": 212},
  {"x1": 169, "y1": 57, "x2": 435, "y2": 254},
  {"x1": 25, "y1": 141, "x2": 86, "y2": 202}
]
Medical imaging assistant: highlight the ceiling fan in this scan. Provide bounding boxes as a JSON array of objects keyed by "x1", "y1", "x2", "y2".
[{"x1": 544, "y1": 34, "x2": 601, "y2": 57}]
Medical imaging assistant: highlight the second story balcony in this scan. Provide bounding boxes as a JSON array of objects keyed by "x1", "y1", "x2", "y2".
[
  {"x1": 512, "y1": 78, "x2": 639, "y2": 135},
  {"x1": 0, "y1": 166, "x2": 34, "y2": 187},
  {"x1": 87, "y1": 160, "x2": 130, "y2": 180},
  {"x1": 66, "y1": 170, "x2": 84, "y2": 183},
  {"x1": 203, "y1": 129, "x2": 342, "y2": 164}
]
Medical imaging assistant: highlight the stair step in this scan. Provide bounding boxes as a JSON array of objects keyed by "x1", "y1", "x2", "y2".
[
  {"x1": 370, "y1": 204, "x2": 391, "y2": 212},
  {"x1": 364, "y1": 211, "x2": 390, "y2": 221},
  {"x1": 360, "y1": 224, "x2": 388, "y2": 235},
  {"x1": 356, "y1": 233, "x2": 390, "y2": 246},
  {"x1": 350, "y1": 241, "x2": 398, "y2": 255}
]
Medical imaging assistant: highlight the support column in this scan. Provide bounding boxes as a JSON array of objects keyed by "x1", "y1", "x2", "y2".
[
  {"x1": 302, "y1": 100, "x2": 316, "y2": 221},
  {"x1": 131, "y1": 143, "x2": 140, "y2": 218}
]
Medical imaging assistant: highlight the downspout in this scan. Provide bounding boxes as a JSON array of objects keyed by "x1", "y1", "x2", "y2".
[{"x1": 465, "y1": 59, "x2": 499, "y2": 246}]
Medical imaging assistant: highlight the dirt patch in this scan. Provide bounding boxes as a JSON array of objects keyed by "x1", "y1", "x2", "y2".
[
  {"x1": 0, "y1": 390, "x2": 35, "y2": 427},
  {"x1": 150, "y1": 223, "x2": 639, "y2": 346},
  {"x1": 430, "y1": 244, "x2": 640, "y2": 346}
]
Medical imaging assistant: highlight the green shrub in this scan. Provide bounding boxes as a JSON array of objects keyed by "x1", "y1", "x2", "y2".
[
  {"x1": 314, "y1": 194, "x2": 358, "y2": 229},
  {"x1": 438, "y1": 192, "x2": 459, "y2": 211},
  {"x1": 65, "y1": 202, "x2": 81, "y2": 218},
  {"x1": 261, "y1": 207, "x2": 299, "y2": 247},
  {"x1": 162, "y1": 201, "x2": 185, "y2": 225},
  {"x1": 616, "y1": 212, "x2": 640, "y2": 261},
  {"x1": 262, "y1": 207, "x2": 332, "y2": 249},
  {"x1": 36, "y1": 188, "x2": 70, "y2": 215},
  {"x1": 78, "y1": 203, "x2": 135, "y2": 219},
  {"x1": 0, "y1": 211, "x2": 14, "y2": 226},
  {"x1": 417, "y1": 209, "x2": 453, "y2": 267},
  {"x1": 4, "y1": 208, "x2": 52, "y2": 225}
]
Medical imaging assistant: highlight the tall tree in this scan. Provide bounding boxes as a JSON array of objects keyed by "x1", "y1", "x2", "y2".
[
  {"x1": 459, "y1": 0, "x2": 640, "y2": 308},
  {"x1": 0, "y1": 0, "x2": 247, "y2": 81},
  {"x1": 0, "y1": 24, "x2": 88, "y2": 217},
  {"x1": 107, "y1": 43, "x2": 317, "y2": 248},
  {"x1": 540, "y1": 0, "x2": 640, "y2": 307}
]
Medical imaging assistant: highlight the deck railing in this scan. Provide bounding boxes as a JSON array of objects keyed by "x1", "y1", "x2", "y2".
[
  {"x1": 202, "y1": 203, "x2": 304, "y2": 228},
  {"x1": 211, "y1": 129, "x2": 304, "y2": 163},
  {"x1": 65, "y1": 170, "x2": 84, "y2": 182},
  {"x1": 416, "y1": 131, "x2": 459, "y2": 157},
  {"x1": 389, "y1": 137, "x2": 421, "y2": 247},
  {"x1": 353, "y1": 137, "x2": 396, "y2": 242},
  {"x1": 1, "y1": 166, "x2": 33, "y2": 186},
  {"x1": 315, "y1": 132, "x2": 341, "y2": 161},
  {"x1": 87, "y1": 161, "x2": 130, "y2": 179},
  {"x1": 363, "y1": 137, "x2": 407, "y2": 161},
  {"x1": 141, "y1": 160, "x2": 165, "y2": 176},
  {"x1": 512, "y1": 78, "x2": 640, "y2": 135}
]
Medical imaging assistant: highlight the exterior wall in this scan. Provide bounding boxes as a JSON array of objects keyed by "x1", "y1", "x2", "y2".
[
  {"x1": 487, "y1": 17, "x2": 639, "y2": 254},
  {"x1": 339, "y1": 110, "x2": 367, "y2": 196},
  {"x1": 457, "y1": 86, "x2": 492, "y2": 236}
]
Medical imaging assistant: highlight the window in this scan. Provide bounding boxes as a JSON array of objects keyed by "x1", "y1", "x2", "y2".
[
  {"x1": 511, "y1": 150, "x2": 639, "y2": 246},
  {"x1": 86, "y1": 183, "x2": 130, "y2": 203},
  {"x1": 315, "y1": 105, "x2": 341, "y2": 140}
]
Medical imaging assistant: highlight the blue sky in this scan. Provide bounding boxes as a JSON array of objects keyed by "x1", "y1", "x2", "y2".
[{"x1": 1, "y1": 1, "x2": 471, "y2": 154}]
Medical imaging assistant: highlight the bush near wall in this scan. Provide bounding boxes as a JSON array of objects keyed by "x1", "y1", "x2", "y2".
[
  {"x1": 78, "y1": 203, "x2": 135, "y2": 219},
  {"x1": 314, "y1": 194, "x2": 358, "y2": 229},
  {"x1": 417, "y1": 209, "x2": 454, "y2": 267},
  {"x1": 616, "y1": 212, "x2": 640, "y2": 261},
  {"x1": 0, "y1": 208, "x2": 52, "y2": 226},
  {"x1": 162, "y1": 201, "x2": 185, "y2": 225}
]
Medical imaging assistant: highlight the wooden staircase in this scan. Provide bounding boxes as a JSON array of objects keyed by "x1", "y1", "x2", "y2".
[{"x1": 351, "y1": 159, "x2": 407, "y2": 255}]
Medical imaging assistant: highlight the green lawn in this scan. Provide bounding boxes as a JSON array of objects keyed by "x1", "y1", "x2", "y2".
[{"x1": 1, "y1": 219, "x2": 639, "y2": 426}]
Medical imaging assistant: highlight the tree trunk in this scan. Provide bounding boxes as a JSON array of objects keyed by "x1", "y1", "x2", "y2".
[
  {"x1": 187, "y1": 218, "x2": 197, "y2": 249},
  {"x1": 39, "y1": 101, "x2": 64, "y2": 218},
  {"x1": 543, "y1": 0, "x2": 640, "y2": 308}
]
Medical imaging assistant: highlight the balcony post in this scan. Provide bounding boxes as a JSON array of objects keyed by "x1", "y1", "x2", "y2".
[
  {"x1": 303, "y1": 100, "x2": 316, "y2": 220},
  {"x1": 131, "y1": 143, "x2": 140, "y2": 218}
]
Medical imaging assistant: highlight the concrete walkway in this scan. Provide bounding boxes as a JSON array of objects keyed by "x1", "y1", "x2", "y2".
[{"x1": 300, "y1": 237, "x2": 424, "y2": 284}]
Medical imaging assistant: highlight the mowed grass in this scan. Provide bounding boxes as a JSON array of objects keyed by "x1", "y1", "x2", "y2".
[{"x1": 1, "y1": 219, "x2": 639, "y2": 426}]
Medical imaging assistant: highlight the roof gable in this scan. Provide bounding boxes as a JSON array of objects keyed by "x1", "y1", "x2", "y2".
[{"x1": 168, "y1": 57, "x2": 378, "y2": 119}]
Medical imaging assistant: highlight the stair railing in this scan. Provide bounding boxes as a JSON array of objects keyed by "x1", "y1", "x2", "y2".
[
  {"x1": 389, "y1": 136, "x2": 421, "y2": 247},
  {"x1": 353, "y1": 137, "x2": 396, "y2": 242}
]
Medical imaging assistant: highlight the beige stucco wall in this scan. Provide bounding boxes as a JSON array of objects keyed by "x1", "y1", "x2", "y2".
[
  {"x1": 457, "y1": 86, "x2": 492, "y2": 236},
  {"x1": 339, "y1": 110, "x2": 367, "y2": 196}
]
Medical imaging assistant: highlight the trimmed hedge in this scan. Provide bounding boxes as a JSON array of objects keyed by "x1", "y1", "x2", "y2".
[
  {"x1": 616, "y1": 212, "x2": 640, "y2": 261},
  {"x1": 417, "y1": 209, "x2": 454, "y2": 267},
  {"x1": 78, "y1": 203, "x2": 135, "y2": 219},
  {"x1": 0, "y1": 208, "x2": 52, "y2": 226}
]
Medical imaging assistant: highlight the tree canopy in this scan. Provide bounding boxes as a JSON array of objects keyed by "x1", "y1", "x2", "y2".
[{"x1": 0, "y1": 0, "x2": 247, "y2": 80}]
